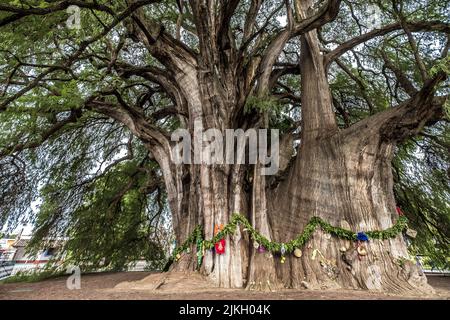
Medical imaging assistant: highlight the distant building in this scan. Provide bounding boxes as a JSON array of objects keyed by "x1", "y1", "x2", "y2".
[
  {"x1": 0, "y1": 238, "x2": 16, "y2": 261},
  {"x1": 0, "y1": 237, "x2": 18, "y2": 279},
  {"x1": 0, "y1": 232, "x2": 65, "y2": 279}
]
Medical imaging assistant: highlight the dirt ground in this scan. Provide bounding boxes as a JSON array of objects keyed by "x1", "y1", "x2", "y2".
[{"x1": 0, "y1": 271, "x2": 449, "y2": 300}]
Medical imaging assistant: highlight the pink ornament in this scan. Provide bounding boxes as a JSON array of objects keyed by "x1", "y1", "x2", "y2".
[{"x1": 258, "y1": 245, "x2": 266, "y2": 253}]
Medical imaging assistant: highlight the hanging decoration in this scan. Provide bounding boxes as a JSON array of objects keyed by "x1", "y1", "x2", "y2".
[
  {"x1": 168, "y1": 213, "x2": 409, "y2": 270},
  {"x1": 258, "y1": 245, "x2": 266, "y2": 254},
  {"x1": 196, "y1": 237, "x2": 203, "y2": 268},
  {"x1": 280, "y1": 243, "x2": 287, "y2": 263},
  {"x1": 356, "y1": 232, "x2": 369, "y2": 242},
  {"x1": 215, "y1": 240, "x2": 225, "y2": 254},
  {"x1": 357, "y1": 245, "x2": 367, "y2": 256},
  {"x1": 294, "y1": 248, "x2": 302, "y2": 258},
  {"x1": 405, "y1": 228, "x2": 417, "y2": 238},
  {"x1": 396, "y1": 206, "x2": 417, "y2": 239},
  {"x1": 172, "y1": 239, "x2": 177, "y2": 251},
  {"x1": 214, "y1": 224, "x2": 226, "y2": 255},
  {"x1": 355, "y1": 232, "x2": 369, "y2": 259}
]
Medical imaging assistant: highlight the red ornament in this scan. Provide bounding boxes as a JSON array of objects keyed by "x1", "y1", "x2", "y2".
[
  {"x1": 214, "y1": 224, "x2": 226, "y2": 255},
  {"x1": 215, "y1": 239, "x2": 226, "y2": 255},
  {"x1": 396, "y1": 206, "x2": 404, "y2": 216}
]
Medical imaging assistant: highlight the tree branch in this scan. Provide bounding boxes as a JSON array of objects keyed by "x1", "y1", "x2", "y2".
[
  {"x1": 254, "y1": 0, "x2": 342, "y2": 96},
  {"x1": 344, "y1": 72, "x2": 448, "y2": 143},
  {"x1": 0, "y1": 0, "x2": 162, "y2": 112},
  {"x1": 324, "y1": 21, "x2": 450, "y2": 67},
  {"x1": 0, "y1": 109, "x2": 82, "y2": 158},
  {"x1": 292, "y1": 0, "x2": 342, "y2": 37},
  {"x1": 125, "y1": 6, "x2": 198, "y2": 76},
  {"x1": 379, "y1": 50, "x2": 418, "y2": 97},
  {"x1": 0, "y1": 0, "x2": 117, "y2": 28},
  {"x1": 243, "y1": 0, "x2": 263, "y2": 41}
]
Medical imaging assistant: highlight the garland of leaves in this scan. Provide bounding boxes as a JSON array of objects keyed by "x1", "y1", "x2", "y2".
[{"x1": 169, "y1": 213, "x2": 408, "y2": 269}]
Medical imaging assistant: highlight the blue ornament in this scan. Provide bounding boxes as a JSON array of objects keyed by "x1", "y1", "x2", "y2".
[
  {"x1": 280, "y1": 244, "x2": 286, "y2": 255},
  {"x1": 357, "y1": 232, "x2": 369, "y2": 242}
]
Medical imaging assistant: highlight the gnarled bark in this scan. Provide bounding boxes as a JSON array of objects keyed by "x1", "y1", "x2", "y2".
[
  {"x1": 161, "y1": 1, "x2": 444, "y2": 293},
  {"x1": 3, "y1": 0, "x2": 446, "y2": 294}
]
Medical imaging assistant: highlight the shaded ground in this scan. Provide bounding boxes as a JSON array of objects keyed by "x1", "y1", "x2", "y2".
[{"x1": 0, "y1": 271, "x2": 448, "y2": 300}]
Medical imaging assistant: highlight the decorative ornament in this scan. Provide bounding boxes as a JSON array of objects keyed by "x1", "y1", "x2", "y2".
[
  {"x1": 214, "y1": 224, "x2": 224, "y2": 235},
  {"x1": 258, "y1": 245, "x2": 266, "y2": 254},
  {"x1": 280, "y1": 256, "x2": 286, "y2": 264},
  {"x1": 405, "y1": 229, "x2": 417, "y2": 239},
  {"x1": 196, "y1": 238, "x2": 203, "y2": 268},
  {"x1": 215, "y1": 239, "x2": 226, "y2": 254},
  {"x1": 356, "y1": 232, "x2": 368, "y2": 259},
  {"x1": 280, "y1": 244, "x2": 286, "y2": 255},
  {"x1": 396, "y1": 206, "x2": 404, "y2": 216},
  {"x1": 186, "y1": 247, "x2": 191, "y2": 254},
  {"x1": 175, "y1": 253, "x2": 181, "y2": 261},
  {"x1": 357, "y1": 232, "x2": 369, "y2": 242},
  {"x1": 214, "y1": 224, "x2": 226, "y2": 255},
  {"x1": 253, "y1": 241, "x2": 260, "y2": 249},
  {"x1": 294, "y1": 248, "x2": 302, "y2": 258},
  {"x1": 357, "y1": 245, "x2": 367, "y2": 256}
]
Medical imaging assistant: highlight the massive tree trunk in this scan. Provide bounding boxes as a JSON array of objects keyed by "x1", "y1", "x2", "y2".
[
  {"x1": 270, "y1": 125, "x2": 429, "y2": 292},
  {"x1": 265, "y1": 9, "x2": 432, "y2": 292},
  {"x1": 166, "y1": 114, "x2": 432, "y2": 292},
  {"x1": 92, "y1": 0, "x2": 445, "y2": 293},
  {"x1": 1, "y1": 0, "x2": 447, "y2": 295},
  {"x1": 162, "y1": 6, "x2": 436, "y2": 292}
]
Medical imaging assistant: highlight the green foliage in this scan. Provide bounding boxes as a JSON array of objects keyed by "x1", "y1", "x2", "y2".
[
  {"x1": 430, "y1": 55, "x2": 450, "y2": 76},
  {"x1": 244, "y1": 94, "x2": 283, "y2": 115},
  {"x1": 28, "y1": 158, "x2": 169, "y2": 272},
  {"x1": 393, "y1": 124, "x2": 450, "y2": 269},
  {"x1": 244, "y1": 94, "x2": 295, "y2": 131},
  {"x1": 444, "y1": 99, "x2": 450, "y2": 121}
]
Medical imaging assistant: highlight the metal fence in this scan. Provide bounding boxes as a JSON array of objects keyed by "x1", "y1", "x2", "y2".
[{"x1": 0, "y1": 261, "x2": 15, "y2": 280}]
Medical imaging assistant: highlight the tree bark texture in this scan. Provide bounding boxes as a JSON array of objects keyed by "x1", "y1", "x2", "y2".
[{"x1": 96, "y1": 0, "x2": 446, "y2": 293}]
